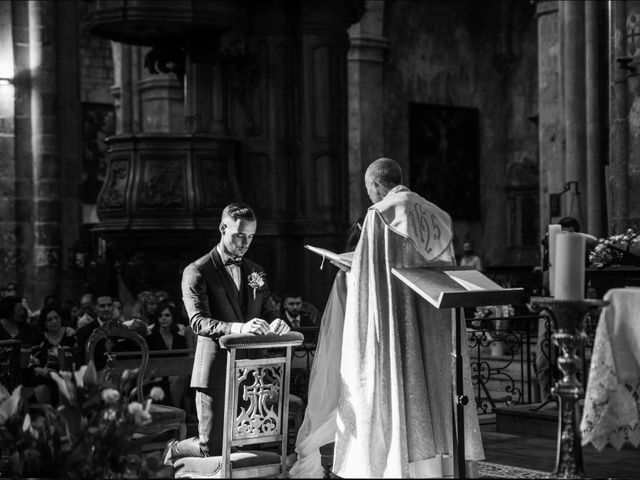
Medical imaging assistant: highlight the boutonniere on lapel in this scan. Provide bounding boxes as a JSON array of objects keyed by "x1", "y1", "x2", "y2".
[{"x1": 247, "y1": 271, "x2": 266, "y2": 299}]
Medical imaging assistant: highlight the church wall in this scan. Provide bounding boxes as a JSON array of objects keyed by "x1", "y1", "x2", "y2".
[{"x1": 381, "y1": 0, "x2": 538, "y2": 267}]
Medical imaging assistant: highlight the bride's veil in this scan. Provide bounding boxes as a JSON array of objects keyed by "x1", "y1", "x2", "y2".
[{"x1": 289, "y1": 271, "x2": 347, "y2": 478}]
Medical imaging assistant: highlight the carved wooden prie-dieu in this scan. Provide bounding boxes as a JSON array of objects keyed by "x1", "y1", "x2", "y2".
[
  {"x1": 85, "y1": 0, "x2": 364, "y2": 306},
  {"x1": 235, "y1": 364, "x2": 283, "y2": 440}
]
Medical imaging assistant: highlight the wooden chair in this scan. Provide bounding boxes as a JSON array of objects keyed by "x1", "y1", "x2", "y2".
[
  {"x1": 174, "y1": 331, "x2": 304, "y2": 478},
  {"x1": 85, "y1": 319, "x2": 187, "y2": 441}
]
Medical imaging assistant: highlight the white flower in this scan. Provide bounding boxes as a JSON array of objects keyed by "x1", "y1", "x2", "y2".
[
  {"x1": 128, "y1": 401, "x2": 152, "y2": 426},
  {"x1": 247, "y1": 271, "x2": 267, "y2": 299},
  {"x1": 101, "y1": 388, "x2": 120, "y2": 405},
  {"x1": 50, "y1": 371, "x2": 76, "y2": 403},
  {"x1": 74, "y1": 362, "x2": 98, "y2": 389},
  {"x1": 149, "y1": 386, "x2": 165, "y2": 402},
  {"x1": 0, "y1": 385, "x2": 22, "y2": 426}
]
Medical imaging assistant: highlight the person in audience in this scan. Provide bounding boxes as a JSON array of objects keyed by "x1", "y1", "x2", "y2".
[
  {"x1": 268, "y1": 293, "x2": 282, "y2": 313},
  {"x1": 76, "y1": 293, "x2": 97, "y2": 329},
  {"x1": 0, "y1": 296, "x2": 40, "y2": 346},
  {"x1": 460, "y1": 241, "x2": 484, "y2": 271},
  {"x1": 147, "y1": 302, "x2": 188, "y2": 408},
  {"x1": 27, "y1": 305, "x2": 77, "y2": 399},
  {"x1": 112, "y1": 297, "x2": 127, "y2": 323},
  {"x1": 281, "y1": 292, "x2": 318, "y2": 328},
  {"x1": 63, "y1": 299, "x2": 81, "y2": 329},
  {"x1": 75, "y1": 294, "x2": 115, "y2": 369},
  {"x1": 130, "y1": 291, "x2": 159, "y2": 334},
  {"x1": 163, "y1": 202, "x2": 289, "y2": 465}
]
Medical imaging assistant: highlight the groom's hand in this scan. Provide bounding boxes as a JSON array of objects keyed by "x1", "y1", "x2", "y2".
[
  {"x1": 269, "y1": 318, "x2": 290, "y2": 335},
  {"x1": 241, "y1": 318, "x2": 270, "y2": 335}
]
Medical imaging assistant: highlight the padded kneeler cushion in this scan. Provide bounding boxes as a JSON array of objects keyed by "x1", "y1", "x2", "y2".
[
  {"x1": 219, "y1": 332, "x2": 304, "y2": 349},
  {"x1": 174, "y1": 450, "x2": 281, "y2": 478}
]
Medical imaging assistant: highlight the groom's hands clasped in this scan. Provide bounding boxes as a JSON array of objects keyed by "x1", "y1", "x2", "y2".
[
  {"x1": 240, "y1": 318, "x2": 270, "y2": 335},
  {"x1": 240, "y1": 317, "x2": 291, "y2": 335}
]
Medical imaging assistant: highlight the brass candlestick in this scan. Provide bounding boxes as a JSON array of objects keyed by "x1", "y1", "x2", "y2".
[{"x1": 530, "y1": 297, "x2": 607, "y2": 479}]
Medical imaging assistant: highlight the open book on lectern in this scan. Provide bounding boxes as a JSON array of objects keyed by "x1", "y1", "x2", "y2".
[
  {"x1": 392, "y1": 267, "x2": 524, "y2": 309},
  {"x1": 304, "y1": 245, "x2": 354, "y2": 269}
]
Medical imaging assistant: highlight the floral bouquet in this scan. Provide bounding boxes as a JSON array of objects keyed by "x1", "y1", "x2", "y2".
[
  {"x1": 589, "y1": 228, "x2": 640, "y2": 269},
  {"x1": 0, "y1": 362, "x2": 168, "y2": 478}
]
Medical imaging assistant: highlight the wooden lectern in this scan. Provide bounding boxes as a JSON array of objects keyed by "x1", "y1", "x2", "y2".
[{"x1": 392, "y1": 266, "x2": 524, "y2": 479}]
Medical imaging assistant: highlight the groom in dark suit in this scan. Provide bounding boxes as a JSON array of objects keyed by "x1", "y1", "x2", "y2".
[{"x1": 165, "y1": 202, "x2": 290, "y2": 464}]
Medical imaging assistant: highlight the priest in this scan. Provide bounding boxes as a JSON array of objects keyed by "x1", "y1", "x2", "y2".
[{"x1": 333, "y1": 158, "x2": 484, "y2": 478}]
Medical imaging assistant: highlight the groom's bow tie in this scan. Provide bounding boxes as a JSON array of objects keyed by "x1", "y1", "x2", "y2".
[{"x1": 225, "y1": 257, "x2": 243, "y2": 267}]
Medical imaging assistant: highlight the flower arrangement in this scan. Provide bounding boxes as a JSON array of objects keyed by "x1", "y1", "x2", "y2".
[
  {"x1": 589, "y1": 228, "x2": 640, "y2": 269},
  {"x1": 247, "y1": 271, "x2": 267, "y2": 299},
  {"x1": 0, "y1": 362, "x2": 168, "y2": 478}
]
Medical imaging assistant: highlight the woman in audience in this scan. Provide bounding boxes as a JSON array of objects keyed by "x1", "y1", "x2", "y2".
[
  {"x1": 146, "y1": 302, "x2": 188, "y2": 407},
  {"x1": 63, "y1": 300, "x2": 81, "y2": 329},
  {"x1": 112, "y1": 297, "x2": 127, "y2": 323},
  {"x1": 130, "y1": 291, "x2": 159, "y2": 334},
  {"x1": 27, "y1": 305, "x2": 77, "y2": 399}
]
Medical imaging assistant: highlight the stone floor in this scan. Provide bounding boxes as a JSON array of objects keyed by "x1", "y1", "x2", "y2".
[{"x1": 481, "y1": 421, "x2": 640, "y2": 479}]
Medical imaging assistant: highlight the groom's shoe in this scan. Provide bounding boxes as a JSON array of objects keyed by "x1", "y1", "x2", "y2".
[{"x1": 163, "y1": 439, "x2": 178, "y2": 467}]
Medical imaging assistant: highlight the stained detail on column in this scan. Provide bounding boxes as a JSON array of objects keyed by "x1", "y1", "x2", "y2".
[
  {"x1": 98, "y1": 158, "x2": 129, "y2": 209},
  {"x1": 139, "y1": 157, "x2": 186, "y2": 207}
]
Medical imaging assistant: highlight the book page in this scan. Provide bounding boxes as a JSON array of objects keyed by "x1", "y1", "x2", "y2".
[
  {"x1": 304, "y1": 245, "x2": 353, "y2": 267},
  {"x1": 444, "y1": 270, "x2": 503, "y2": 291}
]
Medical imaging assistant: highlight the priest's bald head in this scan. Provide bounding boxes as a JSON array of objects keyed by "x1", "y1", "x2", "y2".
[{"x1": 364, "y1": 157, "x2": 403, "y2": 203}]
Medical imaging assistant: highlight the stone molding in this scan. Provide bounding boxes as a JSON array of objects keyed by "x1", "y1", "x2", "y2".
[{"x1": 348, "y1": 34, "x2": 389, "y2": 63}]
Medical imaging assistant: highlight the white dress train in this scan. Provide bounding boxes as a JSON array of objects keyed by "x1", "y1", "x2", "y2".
[{"x1": 289, "y1": 272, "x2": 347, "y2": 478}]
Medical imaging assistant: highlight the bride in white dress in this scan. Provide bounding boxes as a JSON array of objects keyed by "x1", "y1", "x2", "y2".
[{"x1": 289, "y1": 270, "x2": 348, "y2": 478}]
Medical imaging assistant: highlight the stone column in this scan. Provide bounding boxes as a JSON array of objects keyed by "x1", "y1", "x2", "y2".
[
  {"x1": 536, "y1": 0, "x2": 564, "y2": 235},
  {"x1": 625, "y1": 2, "x2": 640, "y2": 228},
  {"x1": 57, "y1": 0, "x2": 84, "y2": 301},
  {"x1": 139, "y1": 46, "x2": 183, "y2": 133},
  {"x1": 0, "y1": 1, "x2": 17, "y2": 283},
  {"x1": 347, "y1": 0, "x2": 388, "y2": 223},
  {"x1": 585, "y1": 0, "x2": 602, "y2": 237},
  {"x1": 29, "y1": 0, "x2": 61, "y2": 301},
  {"x1": 562, "y1": 1, "x2": 586, "y2": 224},
  {"x1": 610, "y1": 0, "x2": 629, "y2": 232}
]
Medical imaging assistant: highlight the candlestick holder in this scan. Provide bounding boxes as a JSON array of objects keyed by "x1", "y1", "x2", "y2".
[{"x1": 530, "y1": 297, "x2": 607, "y2": 479}]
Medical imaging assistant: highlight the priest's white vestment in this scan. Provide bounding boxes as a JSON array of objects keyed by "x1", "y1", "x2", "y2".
[{"x1": 333, "y1": 185, "x2": 484, "y2": 478}]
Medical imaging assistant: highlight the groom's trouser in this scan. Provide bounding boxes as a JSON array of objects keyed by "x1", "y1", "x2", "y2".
[{"x1": 170, "y1": 387, "x2": 225, "y2": 459}]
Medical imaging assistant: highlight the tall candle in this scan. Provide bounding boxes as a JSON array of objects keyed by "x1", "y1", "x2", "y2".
[
  {"x1": 548, "y1": 224, "x2": 561, "y2": 297},
  {"x1": 555, "y1": 232, "x2": 586, "y2": 300}
]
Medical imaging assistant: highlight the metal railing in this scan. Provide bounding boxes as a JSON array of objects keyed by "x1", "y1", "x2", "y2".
[
  {"x1": 285, "y1": 309, "x2": 598, "y2": 416},
  {"x1": 466, "y1": 314, "x2": 539, "y2": 414}
]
